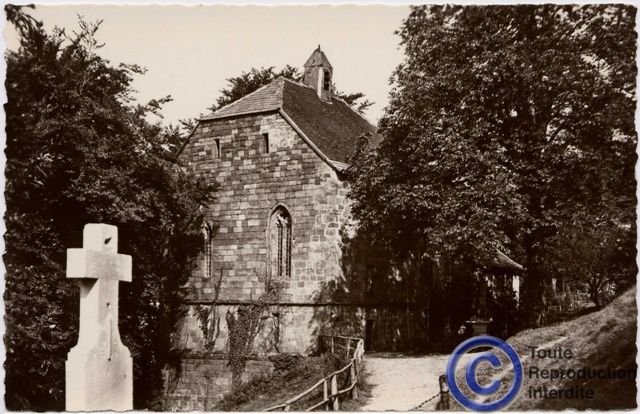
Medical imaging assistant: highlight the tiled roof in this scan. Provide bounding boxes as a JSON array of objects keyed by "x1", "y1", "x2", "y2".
[
  {"x1": 281, "y1": 80, "x2": 377, "y2": 163},
  {"x1": 200, "y1": 78, "x2": 378, "y2": 165},
  {"x1": 491, "y1": 250, "x2": 523, "y2": 271},
  {"x1": 201, "y1": 78, "x2": 284, "y2": 121}
]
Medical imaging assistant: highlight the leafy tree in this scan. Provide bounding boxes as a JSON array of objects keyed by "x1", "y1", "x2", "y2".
[
  {"x1": 544, "y1": 216, "x2": 637, "y2": 309},
  {"x1": 4, "y1": 6, "x2": 216, "y2": 410},
  {"x1": 348, "y1": 5, "x2": 636, "y2": 326},
  {"x1": 209, "y1": 65, "x2": 374, "y2": 115}
]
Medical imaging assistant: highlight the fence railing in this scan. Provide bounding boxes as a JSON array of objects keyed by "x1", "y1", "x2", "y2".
[{"x1": 265, "y1": 335, "x2": 365, "y2": 412}]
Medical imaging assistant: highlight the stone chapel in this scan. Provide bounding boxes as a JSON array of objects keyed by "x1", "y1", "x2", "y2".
[
  {"x1": 176, "y1": 46, "x2": 413, "y2": 355},
  {"x1": 167, "y1": 46, "x2": 409, "y2": 409},
  {"x1": 168, "y1": 47, "x2": 520, "y2": 409}
]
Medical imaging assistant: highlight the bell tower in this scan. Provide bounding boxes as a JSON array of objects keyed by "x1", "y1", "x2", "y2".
[{"x1": 303, "y1": 45, "x2": 333, "y2": 102}]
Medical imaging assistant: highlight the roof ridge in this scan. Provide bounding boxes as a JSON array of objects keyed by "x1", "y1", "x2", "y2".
[
  {"x1": 340, "y1": 99, "x2": 378, "y2": 129},
  {"x1": 280, "y1": 77, "x2": 315, "y2": 91}
]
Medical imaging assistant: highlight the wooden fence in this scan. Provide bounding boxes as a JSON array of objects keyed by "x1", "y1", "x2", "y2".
[{"x1": 265, "y1": 335, "x2": 365, "y2": 411}]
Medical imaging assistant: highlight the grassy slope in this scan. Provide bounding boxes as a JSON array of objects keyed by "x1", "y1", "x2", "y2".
[
  {"x1": 216, "y1": 354, "x2": 351, "y2": 411},
  {"x1": 454, "y1": 286, "x2": 637, "y2": 410}
]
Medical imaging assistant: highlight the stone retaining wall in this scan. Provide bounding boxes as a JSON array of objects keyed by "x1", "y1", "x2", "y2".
[{"x1": 163, "y1": 356, "x2": 274, "y2": 411}]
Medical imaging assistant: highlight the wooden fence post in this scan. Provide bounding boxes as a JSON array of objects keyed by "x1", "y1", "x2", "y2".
[
  {"x1": 437, "y1": 374, "x2": 450, "y2": 410},
  {"x1": 323, "y1": 379, "x2": 329, "y2": 410},
  {"x1": 331, "y1": 374, "x2": 339, "y2": 410},
  {"x1": 350, "y1": 363, "x2": 358, "y2": 399}
]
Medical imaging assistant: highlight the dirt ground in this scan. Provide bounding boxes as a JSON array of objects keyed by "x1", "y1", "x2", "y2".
[{"x1": 359, "y1": 353, "x2": 469, "y2": 411}]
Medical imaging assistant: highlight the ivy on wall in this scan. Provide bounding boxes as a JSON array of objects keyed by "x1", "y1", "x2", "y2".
[
  {"x1": 226, "y1": 273, "x2": 284, "y2": 389},
  {"x1": 195, "y1": 269, "x2": 224, "y2": 350}
]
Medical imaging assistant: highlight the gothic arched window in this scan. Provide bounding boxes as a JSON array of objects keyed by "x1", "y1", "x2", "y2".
[
  {"x1": 202, "y1": 222, "x2": 215, "y2": 278},
  {"x1": 270, "y1": 207, "x2": 292, "y2": 277}
]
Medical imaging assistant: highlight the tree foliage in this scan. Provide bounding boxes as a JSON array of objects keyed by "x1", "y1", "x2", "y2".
[
  {"x1": 209, "y1": 65, "x2": 374, "y2": 115},
  {"x1": 348, "y1": 5, "x2": 636, "y2": 324},
  {"x1": 544, "y1": 215, "x2": 637, "y2": 309},
  {"x1": 4, "y1": 5, "x2": 216, "y2": 409}
]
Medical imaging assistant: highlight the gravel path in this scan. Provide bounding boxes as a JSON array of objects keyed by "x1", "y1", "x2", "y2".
[{"x1": 359, "y1": 353, "x2": 469, "y2": 411}]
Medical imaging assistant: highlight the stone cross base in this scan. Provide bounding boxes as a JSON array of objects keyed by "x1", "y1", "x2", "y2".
[{"x1": 66, "y1": 345, "x2": 133, "y2": 411}]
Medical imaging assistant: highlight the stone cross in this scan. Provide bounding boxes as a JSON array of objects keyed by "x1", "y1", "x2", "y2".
[{"x1": 66, "y1": 223, "x2": 133, "y2": 411}]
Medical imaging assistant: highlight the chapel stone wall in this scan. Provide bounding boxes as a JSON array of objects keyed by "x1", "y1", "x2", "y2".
[{"x1": 180, "y1": 112, "x2": 350, "y2": 304}]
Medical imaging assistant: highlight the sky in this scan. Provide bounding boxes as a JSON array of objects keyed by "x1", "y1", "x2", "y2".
[{"x1": 5, "y1": 4, "x2": 411, "y2": 126}]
